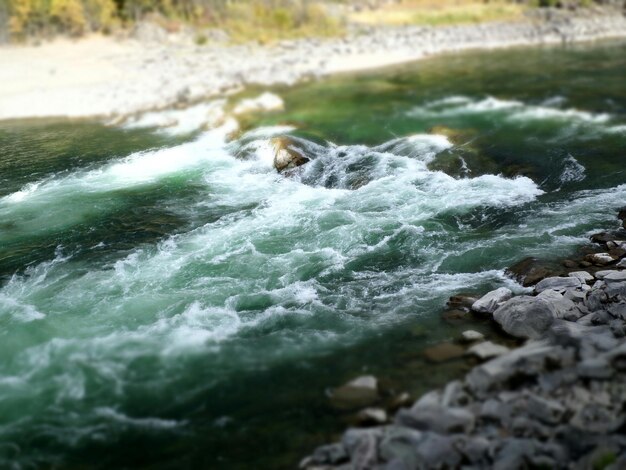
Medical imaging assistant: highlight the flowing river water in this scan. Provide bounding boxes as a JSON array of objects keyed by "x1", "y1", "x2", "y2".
[{"x1": 1, "y1": 40, "x2": 625, "y2": 469}]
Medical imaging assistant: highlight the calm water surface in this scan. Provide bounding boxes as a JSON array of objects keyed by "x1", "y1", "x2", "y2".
[{"x1": 0, "y1": 40, "x2": 625, "y2": 469}]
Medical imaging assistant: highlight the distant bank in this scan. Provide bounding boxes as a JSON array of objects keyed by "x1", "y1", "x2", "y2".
[{"x1": 1, "y1": 6, "x2": 626, "y2": 122}]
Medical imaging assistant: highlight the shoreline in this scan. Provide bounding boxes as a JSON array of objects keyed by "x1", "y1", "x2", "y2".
[
  {"x1": 1, "y1": 8, "x2": 626, "y2": 122},
  {"x1": 303, "y1": 211, "x2": 626, "y2": 469}
]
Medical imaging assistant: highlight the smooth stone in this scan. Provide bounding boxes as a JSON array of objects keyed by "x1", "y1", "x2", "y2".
[
  {"x1": 472, "y1": 287, "x2": 513, "y2": 314},
  {"x1": 342, "y1": 428, "x2": 381, "y2": 469},
  {"x1": 423, "y1": 342, "x2": 465, "y2": 363},
  {"x1": 604, "y1": 271, "x2": 626, "y2": 282},
  {"x1": 568, "y1": 271, "x2": 594, "y2": 283},
  {"x1": 577, "y1": 357, "x2": 614, "y2": 379},
  {"x1": 534, "y1": 276, "x2": 582, "y2": 294},
  {"x1": 460, "y1": 330, "x2": 485, "y2": 342},
  {"x1": 309, "y1": 443, "x2": 349, "y2": 466},
  {"x1": 331, "y1": 375, "x2": 379, "y2": 410},
  {"x1": 355, "y1": 407, "x2": 387, "y2": 425},
  {"x1": 493, "y1": 296, "x2": 556, "y2": 339},
  {"x1": 616, "y1": 258, "x2": 626, "y2": 268},
  {"x1": 467, "y1": 341, "x2": 510, "y2": 360},
  {"x1": 595, "y1": 270, "x2": 617, "y2": 280}
]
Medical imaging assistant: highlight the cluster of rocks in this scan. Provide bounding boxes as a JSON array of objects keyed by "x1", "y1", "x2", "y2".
[{"x1": 302, "y1": 209, "x2": 626, "y2": 469}]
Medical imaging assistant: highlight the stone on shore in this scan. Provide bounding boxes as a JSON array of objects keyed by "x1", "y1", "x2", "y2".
[
  {"x1": 585, "y1": 253, "x2": 615, "y2": 266},
  {"x1": 472, "y1": 287, "x2": 513, "y2": 314},
  {"x1": 534, "y1": 276, "x2": 582, "y2": 294},
  {"x1": 568, "y1": 271, "x2": 594, "y2": 283},
  {"x1": 493, "y1": 296, "x2": 556, "y2": 339}
]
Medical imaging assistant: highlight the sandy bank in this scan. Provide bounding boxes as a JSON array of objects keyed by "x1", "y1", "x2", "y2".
[{"x1": 1, "y1": 9, "x2": 626, "y2": 121}]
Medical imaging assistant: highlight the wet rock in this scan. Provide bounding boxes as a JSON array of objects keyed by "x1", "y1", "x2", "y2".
[
  {"x1": 585, "y1": 253, "x2": 615, "y2": 266},
  {"x1": 271, "y1": 136, "x2": 310, "y2": 172},
  {"x1": 440, "y1": 308, "x2": 471, "y2": 324},
  {"x1": 471, "y1": 287, "x2": 513, "y2": 314},
  {"x1": 423, "y1": 342, "x2": 465, "y2": 363},
  {"x1": 447, "y1": 294, "x2": 478, "y2": 311},
  {"x1": 331, "y1": 376, "x2": 379, "y2": 410},
  {"x1": 506, "y1": 257, "x2": 552, "y2": 287},
  {"x1": 467, "y1": 341, "x2": 510, "y2": 360},
  {"x1": 460, "y1": 329, "x2": 485, "y2": 342},
  {"x1": 493, "y1": 296, "x2": 556, "y2": 339},
  {"x1": 534, "y1": 276, "x2": 582, "y2": 294}
]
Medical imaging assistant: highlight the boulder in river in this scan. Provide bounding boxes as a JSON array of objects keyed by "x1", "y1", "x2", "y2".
[
  {"x1": 472, "y1": 287, "x2": 513, "y2": 314},
  {"x1": 270, "y1": 136, "x2": 310, "y2": 172},
  {"x1": 506, "y1": 257, "x2": 554, "y2": 287}
]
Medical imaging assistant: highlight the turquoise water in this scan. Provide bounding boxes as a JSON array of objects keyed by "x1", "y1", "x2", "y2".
[{"x1": 1, "y1": 40, "x2": 625, "y2": 469}]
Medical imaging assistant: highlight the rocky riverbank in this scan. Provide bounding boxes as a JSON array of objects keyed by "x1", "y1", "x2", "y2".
[
  {"x1": 302, "y1": 208, "x2": 626, "y2": 469},
  {"x1": 1, "y1": 5, "x2": 626, "y2": 121}
]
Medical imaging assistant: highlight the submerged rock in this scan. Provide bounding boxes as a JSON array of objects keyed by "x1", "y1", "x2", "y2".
[
  {"x1": 461, "y1": 329, "x2": 485, "y2": 342},
  {"x1": 330, "y1": 375, "x2": 379, "y2": 410},
  {"x1": 506, "y1": 257, "x2": 554, "y2": 287},
  {"x1": 270, "y1": 136, "x2": 310, "y2": 172},
  {"x1": 423, "y1": 342, "x2": 465, "y2": 363}
]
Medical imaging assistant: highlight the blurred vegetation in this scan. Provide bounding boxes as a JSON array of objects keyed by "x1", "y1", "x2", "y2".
[
  {"x1": 0, "y1": 0, "x2": 611, "y2": 43},
  {"x1": 2, "y1": 0, "x2": 344, "y2": 41}
]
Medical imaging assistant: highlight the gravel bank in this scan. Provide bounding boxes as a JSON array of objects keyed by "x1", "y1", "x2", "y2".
[
  {"x1": 302, "y1": 210, "x2": 626, "y2": 469},
  {"x1": 1, "y1": 7, "x2": 626, "y2": 121}
]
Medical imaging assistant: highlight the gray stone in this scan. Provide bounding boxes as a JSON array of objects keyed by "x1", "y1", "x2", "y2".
[
  {"x1": 493, "y1": 296, "x2": 556, "y2": 339},
  {"x1": 471, "y1": 287, "x2": 513, "y2": 314},
  {"x1": 569, "y1": 271, "x2": 594, "y2": 283},
  {"x1": 577, "y1": 357, "x2": 614, "y2": 379},
  {"x1": 397, "y1": 404, "x2": 475, "y2": 434},
  {"x1": 414, "y1": 432, "x2": 462, "y2": 468},
  {"x1": 604, "y1": 271, "x2": 626, "y2": 282},
  {"x1": 467, "y1": 341, "x2": 510, "y2": 360},
  {"x1": 535, "y1": 276, "x2": 582, "y2": 294},
  {"x1": 616, "y1": 258, "x2": 626, "y2": 268},
  {"x1": 342, "y1": 428, "x2": 382, "y2": 469},
  {"x1": 379, "y1": 426, "x2": 424, "y2": 469},
  {"x1": 527, "y1": 394, "x2": 566, "y2": 425},
  {"x1": 595, "y1": 270, "x2": 617, "y2": 280},
  {"x1": 310, "y1": 443, "x2": 349, "y2": 465}
]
